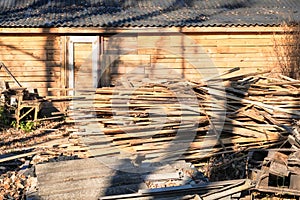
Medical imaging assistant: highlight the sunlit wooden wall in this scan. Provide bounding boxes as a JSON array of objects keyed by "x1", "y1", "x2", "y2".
[
  {"x1": 0, "y1": 29, "x2": 287, "y2": 97},
  {"x1": 104, "y1": 31, "x2": 284, "y2": 85},
  {"x1": 0, "y1": 35, "x2": 62, "y2": 97}
]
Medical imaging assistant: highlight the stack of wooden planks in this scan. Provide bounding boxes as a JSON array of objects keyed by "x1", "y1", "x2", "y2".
[{"x1": 69, "y1": 70, "x2": 300, "y2": 164}]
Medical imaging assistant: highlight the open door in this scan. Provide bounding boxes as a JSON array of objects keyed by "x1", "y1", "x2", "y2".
[{"x1": 68, "y1": 36, "x2": 100, "y2": 95}]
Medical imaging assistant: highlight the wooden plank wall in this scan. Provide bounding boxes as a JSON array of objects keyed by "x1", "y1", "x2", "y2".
[
  {"x1": 0, "y1": 31, "x2": 287, "y2": 96},
  {"x1": 73, "y1": 42, "x2": 93, "y2": 88},
  {"x1": 103, "y1": 32, "x2": 283, "y2": 85},
  {"x1": 0, "y1": 35, "x2": 62, "y2": 96}
]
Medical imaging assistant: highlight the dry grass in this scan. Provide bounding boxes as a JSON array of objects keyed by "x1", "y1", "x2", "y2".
[{"x1": 274, "y1": 22, "x2": 300, "y2": 79}]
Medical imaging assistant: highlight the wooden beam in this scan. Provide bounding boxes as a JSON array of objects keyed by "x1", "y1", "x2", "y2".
[{"x1": 0, "y1": 26, "x2": 288, "y2": 34}]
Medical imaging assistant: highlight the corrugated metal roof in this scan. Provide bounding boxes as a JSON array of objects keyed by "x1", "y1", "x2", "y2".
[{"x1": 0, "y1": 0, "x2": 299, "y2": 28}]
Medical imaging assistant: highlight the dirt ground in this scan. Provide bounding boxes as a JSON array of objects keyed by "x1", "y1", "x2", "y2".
[
  {"x1": 0, "y1": 120, "x2": 298, "y2": 200},
  {"x1": 0, "y1": 120, "x2": 88, "y2": 199}
]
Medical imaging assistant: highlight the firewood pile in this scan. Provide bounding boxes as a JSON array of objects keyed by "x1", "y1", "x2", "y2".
[{"x1": 75, "y1": 70, "x2": 300, "y2": 165}]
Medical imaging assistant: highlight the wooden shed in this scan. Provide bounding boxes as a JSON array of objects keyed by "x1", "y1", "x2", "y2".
[{"x1": 0, "y1": 0, "x2": 299, "y2": 112}]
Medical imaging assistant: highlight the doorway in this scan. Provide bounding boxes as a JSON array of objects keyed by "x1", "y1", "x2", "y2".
[{"x1": 67, "y1": 36, "x2": 100, "y2": 95}]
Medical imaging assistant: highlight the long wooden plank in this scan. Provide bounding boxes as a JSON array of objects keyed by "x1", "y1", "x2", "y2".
[
  {"x1": 0, "y1": 54, "x2": 60, "y2": 61},
  {"x1": 0, "y1": 61, "x2": 61, "y2": 67},
  {"x1": 0, "y1": 40, "x2": 60, "y2": 46},
  {"x1": 0, "y1": 71, "x2": 60, "y2": 76},
  {"x1": 187, "y1": 33, "x2": 285, "y2": 40},
  {"x1": 0, "y1": 50, "x2": 60, "y2": 56},
  {"x1": 138, "y1": 35, "x2": 278, "y2": 46},
  {"x1": 0, "y1": 76, "x2": 58, "y2": 82},
  {"x1": 138, "y1": 46, "x2": 276, "y2": 54},
  {"x1": 0, "y1": 45, "x2": 59, "y2": 50},
  {"x1": 0, "y1": 151, "x2": 38, "y2": 163}
]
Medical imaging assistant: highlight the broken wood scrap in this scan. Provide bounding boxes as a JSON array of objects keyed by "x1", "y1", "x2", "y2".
[
  {"x1": 200, "y1": 179, "x2": 254, "y2": 200},
  {"x1": 263, "y1": 80, "x2": 300, "y2": 86},
  {"x1": 95, "y1": 132, "x2": 282, "y2": 164},
  {"x1": 190, "y1": 135, "x2": 282, "y2": 150},
  {"x1": 103, "y1": 119, "x2": 206, "y2": 135},
  {"x1": 62, "y1": 69, "x2": 300, "y2": 166},
  {"x1": 248, "y1": 148, "x2": 300, "y2": 197},
  {"x1": 209, "y1": 69, "x2": 271, "y2": 82},
  {"x1": 185, "y1": 140, "x2": 284, "y2": 162},
  {"x1": 27, "y1": 68, "x2": 300, "y2": 199},
  {"x1": 205, "y1": 67, "x2": 241, "y2": 81},
  {"x1": 0, "y1": 151, "x2": 38, "y2": 163},
  {"x1": 100, "y1": 179, "x2": 251, "y2": 200}
]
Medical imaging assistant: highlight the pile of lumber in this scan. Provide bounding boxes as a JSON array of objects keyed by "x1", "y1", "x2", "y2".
[{"x1": 69, "y1": 69, "x2": 300, "y2": 164}]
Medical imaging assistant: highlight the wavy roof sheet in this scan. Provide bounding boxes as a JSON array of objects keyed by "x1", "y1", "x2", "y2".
[{"x1": 0, "y1": 0, "x2": 299, "y2": 28}]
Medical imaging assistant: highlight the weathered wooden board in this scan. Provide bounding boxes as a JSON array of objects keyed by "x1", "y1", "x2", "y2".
[{"x1": 35, "y1": 157, "x2": 194, "y2": 200}]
